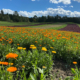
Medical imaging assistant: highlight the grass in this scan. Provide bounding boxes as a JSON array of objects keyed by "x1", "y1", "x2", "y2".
[
  {"x1": 0, "y1": 21, "x2": 59, "y2": 26},
  {"x1": 0, "y1": 21, "x2": 39, "y2": 26},
  {"x1": 48, "y1": 24, "x2": 67, "y2": 30}
]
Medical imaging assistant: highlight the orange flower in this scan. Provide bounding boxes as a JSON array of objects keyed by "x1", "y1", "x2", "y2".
[
  {"x1": 42, "y1": 66, "x2": 46, "y2": 69},
  {"x1": 2, "y1": 44, "x2": 5, "y2": 45},
  {"x1": 52, "y1": 40, "x2": 54, "y2": 42},
  {"x1": 35, "y1": 41, "x2": 38, "y2": 43},
  {"x1": 22, "y1": 65, "x2": 25, "y2": 68},
  {"x1": 40, "y1": 39, "x2": 42, "y2": 40},
  {"x1": 39, "y1": 45, "x2": 41, "y2": 46},
  {"x1": 6, "y1": 53, "x2": 18, "y2": 59},
  {"x1": 62, "y1": 37, "x2": 66, "y2": 39},
  {"x1": 0, "y1": 61, "x2": 9, "y2": 65},
  {"x1": 9, "y1": 41, "x2": 12, "y2": 44},
  {"x1": 73, "y1": 61, "x2": 77, "y2": 64},
  {"x1": 57, "y1": 38, "x2": 59, "y2": 39},
  {"x1": 0, "y1": 39, "x2": 2, "y2": 41},
  {"x1": 58, "y1": 34, "x2": 61, "y2": 37},
  {"x1": 7, "y1": 67, "x2": 17, "y2": 72},
  {"x1": 17, "y1": 44, "x2": 20, "y2": 45},
  {"x1": 76, "y1": 47, "x2": 78, "y2": 49}
]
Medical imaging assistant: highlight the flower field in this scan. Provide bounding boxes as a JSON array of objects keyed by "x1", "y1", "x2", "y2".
[{"x1": 0, "y1": 25, "x2": 80, "y2": 80}]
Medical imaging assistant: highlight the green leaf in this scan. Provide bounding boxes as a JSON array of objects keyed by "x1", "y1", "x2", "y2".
[
  {"x1": 65, "y1": 76, "x2": 73, "y2": 80},
  {"x1": 38, "y1": 67, "x2": 43, "y2": 74},
  {"x1": 71, "y1": 68, "x2": 76, "y2": 75},
  {"x1": 30, "y1": 72, "x2": 36, "y2": 80}
]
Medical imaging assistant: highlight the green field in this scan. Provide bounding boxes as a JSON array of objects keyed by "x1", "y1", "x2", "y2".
[
  {"x1": 0, "y1": 21, "x2": 39, "y2": 26},
  {"x1": 0, "y1": 21, "x2": 80, "y2": 80}
]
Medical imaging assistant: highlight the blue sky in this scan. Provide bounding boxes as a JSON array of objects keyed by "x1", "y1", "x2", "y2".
[{"x1": 0, "y1": 0, "x2": 80, "y2": 17}]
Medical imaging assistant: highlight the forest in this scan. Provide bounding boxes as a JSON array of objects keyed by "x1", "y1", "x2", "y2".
[{"x1": 0, "y1": 10, "x2": 80, "y2": 23}]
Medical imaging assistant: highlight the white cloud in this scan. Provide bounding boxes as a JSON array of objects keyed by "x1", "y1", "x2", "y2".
[
  {"x1": 49, "y1": 0, "x2": 71, "y2": 4},
  {"x1": 57, "y1": 6, "x2": 67, "y2": 8},
  {"x1": 31, "y1": 0, "x2": 35, "y2": 1},
  {"x1": 57, "y1": 6, "x2": 60, "y2": 8},
  {"x1": 65, "y1": 6, "x2": 67, "y2": 7},
  {"x1": 1, "y1": 8, "x2": 80, "y2": 17},
  {"x1": 1, "y1": 9, "x2": 14, "y2": 14},
  {"x1": 73, "y1": 0, "x2": 80, "y2": 2},
  {"x1": 70, "y1": 6, "x2": 73, "y2": 8}
]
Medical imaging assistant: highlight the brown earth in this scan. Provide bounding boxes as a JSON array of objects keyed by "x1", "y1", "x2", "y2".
[
  {"x1": 46, "y1": 59, "x2": 79, "y2": 80},
  {"x1": 59, "y1": 24, "x2": 80, "y2": 33}
]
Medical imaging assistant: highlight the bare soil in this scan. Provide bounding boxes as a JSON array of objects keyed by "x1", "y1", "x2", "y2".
[
  {"x1": 46, "y1": 59, "x2": 77, "y2": 80},
  {"x1": 59, "y1": 24, "x2": 80, "y2": 33}
]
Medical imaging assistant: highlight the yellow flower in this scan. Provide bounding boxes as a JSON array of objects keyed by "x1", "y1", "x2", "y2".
[
  {"x1": 30, "y1": 45, "x2": 35, "y2": 47},
  {"x1": 30, "y1": 45, "x2": 36, "y2": 49},
  {"x1": 23, "y1": 48, "x2": 26, "y2": 50},
  {"x1": 50, "y1": 47, "x2": 53, "y2": 49},
  {"x1": 9, "y1": 63, "x2": 14, "y2": 65},
  {"x1": 17, "y1": 47, "x2": 23, "y2": 50},
  {"x1": 41, "y1": 47, "x2": 47, "y2": 51},
  {"x1": 31, "y1": 46, "x2": 36, "y2": 49},
  {"x1": 52, "y1": 51, "x2": 56, "y2": 53}
]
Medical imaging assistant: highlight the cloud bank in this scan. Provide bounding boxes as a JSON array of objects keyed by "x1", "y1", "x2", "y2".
[
  {"x1": 49, "y1": 0, "x2": 80, "y2": 4},
  {"x1": 31, "y1": 0, "x2": 35, "y2": 1},
  {"x1": 1, "y1": 8, "x2": 80, "y2": 17},
  {"x1": 73, "y1": 0, "x2": 80, "y2": 2},
  {"x1": 49, "y1": 0, "x2": 71, "y2": 4}
]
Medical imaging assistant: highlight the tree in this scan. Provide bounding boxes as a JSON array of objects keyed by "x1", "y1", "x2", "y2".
[
  {"x1": 33, "y1": 15, "x2": 37, "y2": 22},
  {"x1": 33, "y1": 15, "x2": 37, "y2": 19},
  {"x1": 0, "y1": 10, "x2": 4, "y2": 15},
  {"x1": 13, "y1": 11, "x2": 19, "y2": 16}
]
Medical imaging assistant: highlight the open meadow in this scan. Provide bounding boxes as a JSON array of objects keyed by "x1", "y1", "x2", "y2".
[{"x1": 0, "y1": 21, "x2": 80, "y2": 80}]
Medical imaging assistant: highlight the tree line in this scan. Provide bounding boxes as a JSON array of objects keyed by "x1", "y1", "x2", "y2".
[{"x1": 0, "y1": 10, "x2": 80, "y2": 24}]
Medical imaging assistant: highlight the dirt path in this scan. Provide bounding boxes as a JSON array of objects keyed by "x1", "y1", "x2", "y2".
[
  {"x1": 7, "y1": 22, "x2": 54, "y2": 27},
  {"x1": 8, "y1": 23, "x2": 66, "y2": 29},
  {"x1": 32, "y1": 23, "x2": 66, "y2": 29}
]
